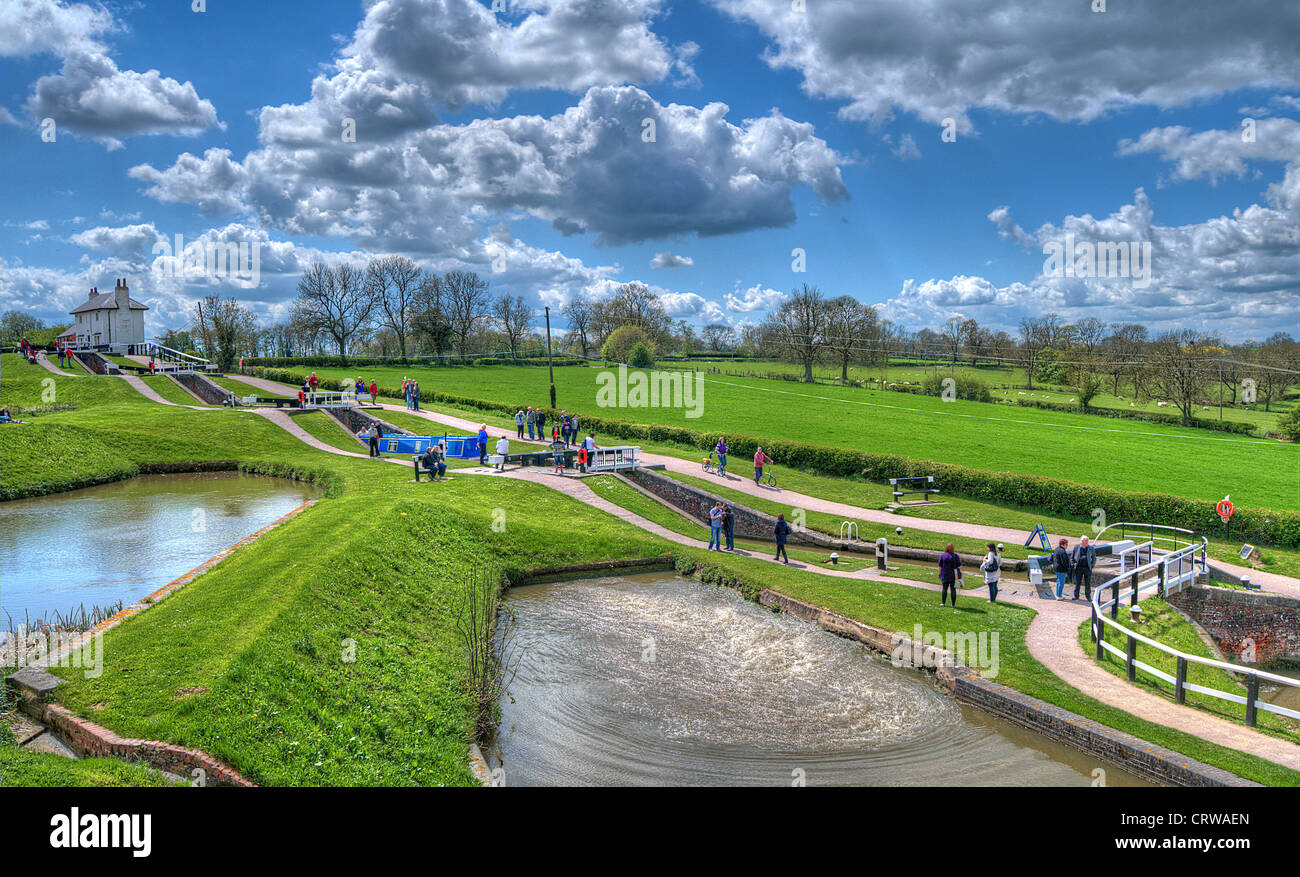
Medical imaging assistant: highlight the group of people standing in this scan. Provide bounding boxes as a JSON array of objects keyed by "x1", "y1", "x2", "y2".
[
  {"x1": 400, "y1": 377, "x2": 422, "y2": 410},
  {"x1": 708, "y1": 502, "x2": 736, "y2": 551},
  {"x1": 353, "y1": 376, "x2": 380, "y2": 401},
  {"x1": 1050, "y1": 536, "x2": 1098, "y2": 600},
  {"x1": 514, "y1": 406, "x2": 583, "y2": 446},
  {"x1": 936, "y1": 542, "x2": 1004, "y2": 606}
]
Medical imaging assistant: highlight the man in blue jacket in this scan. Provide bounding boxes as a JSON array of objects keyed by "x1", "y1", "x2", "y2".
[{"x1": 477, "y1": 426, "x2": 488, "y2": 465}]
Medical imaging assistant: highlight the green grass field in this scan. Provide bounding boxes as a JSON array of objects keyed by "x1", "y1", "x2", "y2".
[
  {"x1": 3, "y1": 353, "x2": 1298, "y2": 786},
  {"x1": 260, "y1": 363, "x2": 1297, "y2": 510}
]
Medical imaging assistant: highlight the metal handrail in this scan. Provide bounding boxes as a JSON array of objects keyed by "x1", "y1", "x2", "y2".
[
  {"x1": 1094, "y1": 521, "x2": 1200, "y2": 555},
  {"x1": 840, "y1": 521, "x2": 859, "y2": 541},
  {"x1": 1090, "y1": 537, "x2": 1298, "y2": 725}
]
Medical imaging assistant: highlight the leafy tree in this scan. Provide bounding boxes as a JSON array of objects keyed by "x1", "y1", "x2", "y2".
[{"x1": 628, "y1": 341, "x2": 655, "y2": 368}]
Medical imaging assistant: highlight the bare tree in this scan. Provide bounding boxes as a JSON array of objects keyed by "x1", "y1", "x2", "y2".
[
  {"x1": 1149, "y1": 329, "x2": 1211, "y2": 424},
  {"x1": 701, "y1": 323, "x2": 734, "y2": 353},
  {"x1": 494, "y1": 293, "x2": 532, "y2": 359},
  {"x1": 441, "y1": 271, "x2": 491, "y2": 354},
  {"x1": 193, "y1": 295, "x2": 258, "y2": 371},
  {"x1": 1018, "y1": 316, "x2": 1049, "y2": 389},
  {"x1": 940, "y1": 316, "x2": 963, "y2": 366},
  {"x1": 294, "y1": 262, "x2": 373, "y2": 364},
  {"x1": 366, "y1": 256, "x2": 422, "y2": 362},
  {"x1": 562, "y1": 292, "x2": 593, "y2": 358},
  {"x1": 824, "y1": 296, "x2": 877, "y2": 381},
  {"x1": 764, "y1": 284, "x2": 828, "y2": 382}
]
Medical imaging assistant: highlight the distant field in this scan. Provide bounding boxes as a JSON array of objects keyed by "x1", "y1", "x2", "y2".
[
  {"x1": 255, "y1": 362, "x2": 1298, "y2": 509},
  {"x1": 686, "y1": 359, "x2": 1295, "y2": 431}
]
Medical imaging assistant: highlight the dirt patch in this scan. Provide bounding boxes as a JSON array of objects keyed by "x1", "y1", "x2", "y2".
[{"x1": 173, "y1": 686, "x2": 208, "y2": 699}]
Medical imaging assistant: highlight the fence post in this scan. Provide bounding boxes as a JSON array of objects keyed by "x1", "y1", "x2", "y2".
[
  {"x1": 1130, "y1": 571, "x2": 1139, "y2": 607},
  {"x1": 1090, "y1": 605, "x2": 1097, "y2": 643},
  {"x1": 1175, "y1": 657, "x2": 1187, "y2": 704},
  {"x1": 1246, "y1": 675, "x2": 1259, "y2": 728},
  {"x1": 1095, "y1": 611, "x2": 1104, "y2": 660},
  {"x1": 1110, "y1": 580, "x2": 1118, "y2": 620},
  {"x1": 1157, "y1": 559, "x2": 1166, "y2": 597},
  {"x1": 1126, "y1": 634, "x2": 1137, "y2": 682}
]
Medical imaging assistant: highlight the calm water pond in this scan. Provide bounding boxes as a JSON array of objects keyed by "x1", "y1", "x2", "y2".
[
  {"x1": 493, "y1": 572, "x2": 1150, "y2": 787},
  {"x1": 0, "y1": 472, "x2": 317, "y2": 623}
]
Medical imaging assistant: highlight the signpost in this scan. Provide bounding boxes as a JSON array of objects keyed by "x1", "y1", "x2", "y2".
[{"x1": 1024, "y1": 524, "x2": 1051, "y2": 552}]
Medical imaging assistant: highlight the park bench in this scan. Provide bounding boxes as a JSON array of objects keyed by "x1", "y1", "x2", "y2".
[
  {"x1": 889, "y1": 475, "x2": 940, "y2": 503},
  {"x1": 412, "y1": 456, "x2": 444, "y2": 481}
]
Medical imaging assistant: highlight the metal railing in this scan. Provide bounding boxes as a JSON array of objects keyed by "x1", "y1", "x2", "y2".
[
  {"x1": 588, "y1": 446, "x2": 640, "y2": 472},
  {"x1": 1094, "y1": 521, "x2": 1202, "y2": 556},
  {"x1": 1090, "y1": 537, "x2": 1298, "y2": 725},
  {"x1": 840, "y1": 521, "x2": 860, "y2": 541}
]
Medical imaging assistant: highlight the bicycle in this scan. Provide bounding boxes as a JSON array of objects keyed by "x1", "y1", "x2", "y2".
[
  {"x1": 755, "y1": 466, "x2": 777, "y2": 488},
  {"x1": 701, "y1": 454, "x2": 717, "y2": 475}
]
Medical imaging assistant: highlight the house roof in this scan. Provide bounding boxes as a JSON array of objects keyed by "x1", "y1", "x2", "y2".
[
  {"x1": 70, "y1": 291, "x2": 149, "y2": 314},
  {"x1": 56, "y1": 327, "x2": 77, "y2": 338}
]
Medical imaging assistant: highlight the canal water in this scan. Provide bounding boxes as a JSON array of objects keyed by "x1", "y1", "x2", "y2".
[
  {"x1": 494, "y1": 572, "x2": 1150, "y2": 786},
  {"x1": 0, "y1": 472, "x2": 317, "y2": 623}
]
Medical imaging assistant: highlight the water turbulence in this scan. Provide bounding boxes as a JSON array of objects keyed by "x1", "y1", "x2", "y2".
[{"x1": 494, "y1": 572, "x2": 1148, "y2": 786}]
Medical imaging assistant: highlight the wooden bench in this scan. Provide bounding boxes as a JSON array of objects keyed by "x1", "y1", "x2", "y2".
[
  {"x1": 889, "y1": 475, "x2": 940, "y2": 503},
  {"x1": 412, "y1": 456, "x2": 445, "y2": 481}
]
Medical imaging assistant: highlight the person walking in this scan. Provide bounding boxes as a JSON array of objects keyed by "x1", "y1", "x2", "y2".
[
  {"x1": 722, "y1": 505, "x2": 735, "y2": 551},
  {"x1": 708, "y1": 503, "x2": 723, "y2": 550},
  {"x1": 477, "y1": 425, "x2": 489, "y2": 465},
  {"x1": 938, "y1": 543, "x2": 961, "y2": 607},
  {"x1": 309, "y1": 371, "x2": 319, "y2": 392},
  {"x1": 981, "y1": 542, "x2": 1001, "y2": 603},
  {"x1": 515, "y1": 409, "x2": 525, "y2": 439},
  {"x1": 1071, "y1": 536, "x2": 1097, "y2": 601},
  {"x1": 753, "y1": 447, "x2": 773, "y2": 485},
  {"x1": 369, "y1": 379, "x2": 378, "y2": 403},
  {"x1": 773, "y1": 513, "x2": 790, "y2": 563},
  {"x1": 356, "y1": 376, "x2": 366, "y2": 396},
  {"x1": 525, "y1": 407, "x2": 536, "y2": 440},
  {"x1": 714, "y1": 437, "x2": 728, "y2": 477},
  {"x1": 1051, "y1": 538, "x2": 1072, "y2": 599}
]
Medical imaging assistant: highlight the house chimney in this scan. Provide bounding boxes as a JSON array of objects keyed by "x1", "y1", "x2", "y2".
[{"x1": 114, "y1": 277, "x2": 129, "y2": 311}]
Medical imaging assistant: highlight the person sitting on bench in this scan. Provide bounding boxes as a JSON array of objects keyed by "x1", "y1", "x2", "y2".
[
  {"x1": 420, "y1": 445, "x2": 447, "y2": 480},
  {"x1": 495, "y1": 436, "x2": 509, "y2": 470}
]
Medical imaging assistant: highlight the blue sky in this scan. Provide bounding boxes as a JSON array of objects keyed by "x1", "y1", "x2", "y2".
[{"x1": 2, "y1": 0, "x2": 1297, "y2": 340}]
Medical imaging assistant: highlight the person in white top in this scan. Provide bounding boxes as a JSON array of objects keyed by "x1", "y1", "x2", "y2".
[
  {"x1": 980, "y1": 542, "x2": 1001, "y2": 603},
  {"x1": 495, "y1": 436, "x2": 509, "y2": 470}
]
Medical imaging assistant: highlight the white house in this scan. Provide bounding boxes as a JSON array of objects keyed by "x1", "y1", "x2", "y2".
[{"x1": 69, "y1": 278, "x2": 148, "y2": 350}]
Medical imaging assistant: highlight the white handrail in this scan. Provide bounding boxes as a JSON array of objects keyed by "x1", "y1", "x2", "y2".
[
  {"x1": 840, "y1": 521, "x2": 859, "y2": 541},
  {"x1": 1091, "y1": 538, "x2": 1298, "y2": 723}
]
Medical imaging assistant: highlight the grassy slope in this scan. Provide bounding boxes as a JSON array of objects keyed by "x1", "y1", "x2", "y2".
[
  {"x1": 3, "y1": 357, "x2": 1296, "y2": 785},
  {"x1": 270, "y1": 363, "x2": 1297, "y2": 508}
]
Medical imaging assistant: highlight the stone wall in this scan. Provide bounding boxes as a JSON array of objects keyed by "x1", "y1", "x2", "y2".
[
  {"x1": 174, "y1": 371, "x2": 232, "y2": 405},
  {"x1": 623, "y1": 467, "x2": 825, "y2": 545},
  {"x1": 620, "y1": 467, "x2": 1023, "y2": 569},
  {"x1": 75, "y1": 351, "x2": 114, "y2": 375},
  {"x1": 327, "y1": 407, "x2": 413, "y2": 438},
  {"x1": 1166, "y1": 585, "x2": 1299, "y2": 664}
]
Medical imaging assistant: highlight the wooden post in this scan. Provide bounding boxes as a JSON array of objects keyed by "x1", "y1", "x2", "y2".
[
  {"x1": 1130, "y1": 571, "x2": 1139, "y2": 607},
  {"x1": 1175, "y1": 657, "x2": 1187, "y2": 704},
  {"x1": 544, "y1": 306, "x2": 556, "y2": 409},
  {"x1": 1126, "y1": 634, "x2": 1137, "y2": 682},
  {"x1": 1246, "y1": 675, "x2": 1259, "y2": 728}
]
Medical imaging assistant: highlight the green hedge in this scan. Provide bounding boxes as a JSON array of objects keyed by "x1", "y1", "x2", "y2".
[
  {"x1": 244, "y1": 366, "x2": 1300, "y2": 548},
  {"x1": 1010, "y1": 398, "x2": 1258, "y2": 436},
  {"x1": 242, "y1": 355, "x2": 585, "y2": 369}
]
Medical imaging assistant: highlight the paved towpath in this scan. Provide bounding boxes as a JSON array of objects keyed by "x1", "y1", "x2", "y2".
[{"x1": 35, "y1": 352, "x2": 79, "y2": 377}]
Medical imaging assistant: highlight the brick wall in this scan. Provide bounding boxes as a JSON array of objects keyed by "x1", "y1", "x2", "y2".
[
  {"x1": 623, "y1": 467, "x2": 826, "y2": 545},
  {"x1": 174, "y1": 371, "x2": 232, "y2": 405},
  {"x1": 1167, "y1": 585, "x2": 1300, "y2": 664},
  {"x1": 328, "y1": 407, "x2": 412, "y2": 437}
]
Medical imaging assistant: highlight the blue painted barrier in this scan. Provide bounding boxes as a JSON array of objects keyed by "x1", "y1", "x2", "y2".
[{"x1": 378, "y1": 435, "x2": 478, "y2": 458}]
